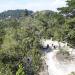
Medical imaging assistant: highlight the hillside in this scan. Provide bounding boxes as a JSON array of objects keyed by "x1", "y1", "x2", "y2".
[
  {"x1": 0, "y1": 8, "x2": 75, "y2": 75},
  {"x1": 0, "y1": 9, "x2": 33, "y2": 19}
]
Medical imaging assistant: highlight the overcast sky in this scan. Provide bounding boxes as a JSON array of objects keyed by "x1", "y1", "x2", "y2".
[{"x1": 0, "y1": 0, "x2": 66, "y2": 12}]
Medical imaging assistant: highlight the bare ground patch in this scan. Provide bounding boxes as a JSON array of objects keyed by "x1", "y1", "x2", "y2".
[{"x1": 56, "y1": 51, "x2": 75, "y2": 64}]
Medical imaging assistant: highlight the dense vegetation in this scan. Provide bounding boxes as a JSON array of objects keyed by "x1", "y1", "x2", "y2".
[
  {"x1": 0, "y1": 0, "x2": 75, "y2": 75},
  {"x1": 58, "y1": 0, "x2": 75, "y2": 47},
  {"x1": 0, "y1": 9, "x2": 33, "y2": 19}
]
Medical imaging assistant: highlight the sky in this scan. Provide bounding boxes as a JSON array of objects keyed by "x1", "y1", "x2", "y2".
[{"x1": 0, "y1": 0, "x2": 66, "y2": 12}]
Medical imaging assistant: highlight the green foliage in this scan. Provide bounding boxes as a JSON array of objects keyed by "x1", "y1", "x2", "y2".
[
  {"x1": 16, "y1": 64, "x2": 26, "y2": 75},
  {"x1": 0, "y1": 17, "x2": 42, "y2": 75},
  {"x1": 69, "y1": 72, "x2": 75, "y2": 75},
  {"x1": 0, "y1": 5, "x2": 75, "y2": 74},
  {"x1": 0, "y1": 63, "x2": 13, "y2": 75},
  {"x1": 58, "y1": 0, "x2": 75, "y2": 16},
  {"x1": 58, "y1": 0, "x2": 75, "y2": 47},
  {"x1": 0, "y1": 9, "x2": 33, "y2": 19}
]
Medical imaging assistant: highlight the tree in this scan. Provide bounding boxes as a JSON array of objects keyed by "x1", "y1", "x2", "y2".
[
  {"x1": 58, "y1": 0, "x2": 75, "y2": 47},
  {"x1": 58, "y1": 0, "x2": 75, "y2": 17}
]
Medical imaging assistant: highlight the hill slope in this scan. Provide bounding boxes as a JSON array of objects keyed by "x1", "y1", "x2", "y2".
[{"x1": 0, "y1": 9, "x2": 33, "y2": 19}]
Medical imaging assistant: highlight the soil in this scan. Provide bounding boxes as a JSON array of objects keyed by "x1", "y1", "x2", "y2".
[{"x1": 56, "y1": 51, "x2": 75, "y2": 63}]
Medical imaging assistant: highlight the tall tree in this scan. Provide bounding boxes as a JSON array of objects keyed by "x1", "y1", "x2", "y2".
[
  {"x1": 58, "y1": 0, "x2": 75, "y2": 17},
  {"x1": 58, "y1": 0, "x2": 75, "y2": 47}
]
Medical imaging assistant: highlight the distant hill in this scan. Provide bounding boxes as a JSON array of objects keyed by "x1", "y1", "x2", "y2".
[{"x1": 0, "y1": 9, "x2": 33, "y2": 19}]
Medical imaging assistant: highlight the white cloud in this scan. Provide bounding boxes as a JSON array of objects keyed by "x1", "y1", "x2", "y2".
[{"x1": 0, "y1": 0, "x2": 66, "y2": 12}]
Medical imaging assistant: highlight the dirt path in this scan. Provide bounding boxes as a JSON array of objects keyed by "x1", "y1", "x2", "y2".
[{"x1": 45, "y1": 50, "x2": 75, "y2": 75}]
